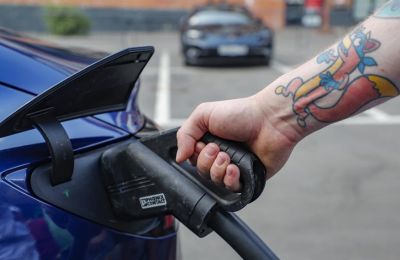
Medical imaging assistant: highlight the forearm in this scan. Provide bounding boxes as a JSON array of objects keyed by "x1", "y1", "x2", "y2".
[
  {"x1": 255, "y1": 4, "x2": 400, "y2": 141},
  {"x1": 175, "y1": 1, "x2": 400, "y2": 182}
]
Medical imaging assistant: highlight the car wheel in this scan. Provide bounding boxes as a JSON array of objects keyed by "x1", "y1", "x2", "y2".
[{"x1": 184, "y1": 56, "x2": 193, "y2": 66}]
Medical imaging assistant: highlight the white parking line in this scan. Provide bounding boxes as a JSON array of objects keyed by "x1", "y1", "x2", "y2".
[
  {"x1": 339, "y1": 115, "x2": 400, "y2": 125},
  {"x1": 160, "y1": 118, "x2": 186, "y2": 128},
  {"x1": 271, "y1": 60, "x2": 294, "y2": 74},
  {"x1": 362, "y1": 108, "x2": 391, "y2": 121},
  {"x1": 154, "y1": 51, "x2": 171, "y2": 125}
]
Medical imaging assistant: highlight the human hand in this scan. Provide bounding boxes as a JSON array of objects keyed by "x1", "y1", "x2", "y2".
[{"x1": 176, "y1": 93, "x2": 301, "y2": 192}]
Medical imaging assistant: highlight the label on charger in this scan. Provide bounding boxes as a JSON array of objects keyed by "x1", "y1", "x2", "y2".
[{"x1": 139, "y1": 193, "x2": 167, "y2": 209}]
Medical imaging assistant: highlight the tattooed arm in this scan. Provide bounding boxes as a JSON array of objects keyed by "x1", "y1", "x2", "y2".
[{"x1": 176, "y1": 2, "x2": 400, "y2": 191}]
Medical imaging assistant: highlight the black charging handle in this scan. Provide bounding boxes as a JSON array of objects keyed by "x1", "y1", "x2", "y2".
[
  {"x1": 101, "y1": 128, "x2": 267, "y2": 235},
  {"x1": 141, "y1": 128, "x2": 267, "y2": 212}
]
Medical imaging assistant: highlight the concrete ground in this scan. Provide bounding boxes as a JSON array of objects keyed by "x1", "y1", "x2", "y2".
[{"x1": 33, "y1": 27, "x2": 400, "y2": 260}]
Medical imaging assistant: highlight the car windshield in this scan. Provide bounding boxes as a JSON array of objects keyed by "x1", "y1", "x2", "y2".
[{"x1": 188, "y1": 10, "x2": 253, "y2": 26}]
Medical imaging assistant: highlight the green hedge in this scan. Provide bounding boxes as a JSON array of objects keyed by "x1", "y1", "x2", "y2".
[{"x1": 44, "y1": 5, "x2": 90, "y2": 35}]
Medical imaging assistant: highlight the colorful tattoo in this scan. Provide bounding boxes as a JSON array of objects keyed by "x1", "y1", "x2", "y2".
[
  {"x1": 275, "y1": 27, "x2": 398, "y2": 127},
  {"x1": 374, "y1": 0, "x2": 400, "y2": 18}
]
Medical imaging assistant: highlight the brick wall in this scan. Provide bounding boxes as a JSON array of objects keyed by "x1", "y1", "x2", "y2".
[{"x1": 0, "y1": 0, "x2": 286, "y2": 29}]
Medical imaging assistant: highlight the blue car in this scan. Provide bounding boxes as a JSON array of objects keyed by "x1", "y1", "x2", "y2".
[
  {"x1": 180, "y1": 3, "x2": 273, "y2": 66},
  {"x1": 0, "y1": 29, "x2": 178, "y2": 260}
]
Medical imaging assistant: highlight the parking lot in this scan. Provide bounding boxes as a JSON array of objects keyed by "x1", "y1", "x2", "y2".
[{"x1": 39, "y1": 28, "x2": 400, "y2": 260}]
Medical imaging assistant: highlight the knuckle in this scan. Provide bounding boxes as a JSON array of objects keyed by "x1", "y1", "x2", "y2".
[
  {"x1": 203, "y1": 143, "x2": 219, "y2": 157},
  {"x1": 197, "y1": 155, "x2": 212, "y2": 173},
  {"x1": 195, "y1": 103, "x2": 205, "y2": 112},
  {"x1": 196, "y1": 102, "x2": 211, "y2": 112},
  {"x1": 219, "y1": 152, "x2": 230, "y2": 164},
  {"x1": 195, "y1": 142, "x2": 205, "y2": 153},
  {"x1": 198, "y1": 102, "x2": 208, "y2": 108},
  {"x1": 210, "y1": 170, "x2": 223, "y2": 184},
  {"x1": 176, "y1": 128, "x2": 183, "y2": 139}
]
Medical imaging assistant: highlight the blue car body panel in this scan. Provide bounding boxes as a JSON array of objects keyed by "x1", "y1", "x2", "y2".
[
  {"x1": 0, "y1": 85, "x2": 33, "y2": 122},
  {"x1": 0, "y1": 29, "x2": 177, "y2": 259},
  {"x1": 0, "y1": 29, "x2": 100, "y2": 94}
]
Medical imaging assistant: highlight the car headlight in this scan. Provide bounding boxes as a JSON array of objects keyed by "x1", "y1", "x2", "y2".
[{"x1": 185, "y1": 29, "x2": 204, "y2": 40}]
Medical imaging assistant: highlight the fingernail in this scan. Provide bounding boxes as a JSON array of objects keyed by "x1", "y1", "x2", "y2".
[
  {"x1": 216, "y1": 154, "x2": 226, "y2": 166},
  {"x1": 205, "y1": 146, "x2": 218, "y2": 157},
  {"x1": 227, "y1": 167, "x2": 234, "y2": 177}
]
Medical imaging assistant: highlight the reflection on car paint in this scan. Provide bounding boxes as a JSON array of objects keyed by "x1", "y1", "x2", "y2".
[
  {"x1": 95, "y1": 83, "x2": 145, "y2": 134},
  {"x1": 0, "y1": 29, "x2": 104, "y2": 94},
  {"x1": 0, "y1": 117, "x2": 128, "y2": 173},
  {"x1": 0, "y1": 180, "x2": 177, "y2": 260}
]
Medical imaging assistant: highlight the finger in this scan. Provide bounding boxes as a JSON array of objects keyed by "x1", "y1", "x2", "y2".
[
  {"x1": 223, "y1": 164, "x2": 241, "y2": 192},
  {"x1": 209, "y1": 152, "x2": 230, "y2": 185},
  {"x1": 189, "y1": 142, "x2": 205, "y2": 165},
  {"x1": 196, "y1": 143, "x2": 220, "y2": 178},
  {"x1": 176, "y1": 104, "x2": 212, "y2": 163}
]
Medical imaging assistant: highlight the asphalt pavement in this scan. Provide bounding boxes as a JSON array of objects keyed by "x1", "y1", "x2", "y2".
[{"x1": 33, "y1": 27, "x2": 400, "y2": 260}]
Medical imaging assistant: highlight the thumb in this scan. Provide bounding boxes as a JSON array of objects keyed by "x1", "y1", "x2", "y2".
[{"x1": 176, "y1": 104, "x2": 211, "y2": 163}]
